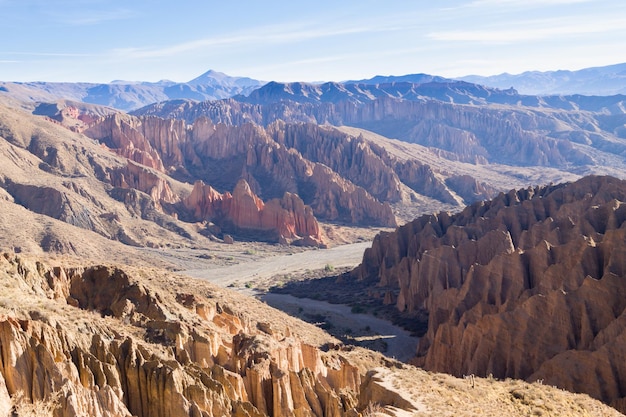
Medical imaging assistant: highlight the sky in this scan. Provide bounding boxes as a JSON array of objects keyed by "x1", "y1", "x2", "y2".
[{"x1": 1, "y1": 0, "x2": 625, "y2": 83}]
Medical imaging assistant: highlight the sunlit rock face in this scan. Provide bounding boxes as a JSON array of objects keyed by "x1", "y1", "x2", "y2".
[
  {"x1": 0, "y1": 254, "x2": 362, "y2": 416},
  {"x1": 354, "y1": 175, "x2": 626, "y2": 412}
]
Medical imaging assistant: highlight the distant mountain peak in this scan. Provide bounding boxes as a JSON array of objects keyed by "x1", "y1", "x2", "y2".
[
  {"x1": 345, "y1": 73, "x2": 451, "y2": 85},
  {"x1": 187, "y1": 70, "x2": 263, "y2": 88}
]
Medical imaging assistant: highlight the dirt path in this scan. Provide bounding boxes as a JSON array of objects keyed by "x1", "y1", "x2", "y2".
[{"x1": 182, "y1": 242, "x2": 371, "y2": 286}]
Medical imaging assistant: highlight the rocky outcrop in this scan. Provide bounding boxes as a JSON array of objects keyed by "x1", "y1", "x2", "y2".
[
  {"x1": 133, "y1": 91, "x2": 616, "y2": 169},
  {"x1": 86, "y1": 115, "x2": 398, "y2": 227},
  {"x1": 184, "y1": 179, "x2": 324, "y2": 246},
  {"x1": 0, "y1": 253, "x2": 362, "y2": 416},
  {"x1": 84, "y1": 113, "x2": 190, "y2": 173},
  {"x1": 353, "y1": 175, "x2": 626, "y2": 412},
  {"x1": 110, "y1": 162, "x2": 179, "y2": 208}
]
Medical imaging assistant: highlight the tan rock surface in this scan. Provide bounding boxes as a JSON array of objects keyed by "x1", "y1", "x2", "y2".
[
  {"x1": 0, "y1": 253, "x2": 362, "y2": 416},
  {"x1": 0, "y1": 252, "x2": 620, "y2": 417},
  {"x1": 354, "y1": 175, "x2": 626, "y2": 412}
]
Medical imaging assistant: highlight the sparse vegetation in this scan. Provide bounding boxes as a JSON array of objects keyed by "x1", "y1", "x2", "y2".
[
  {"x1": 324, "y1": 263, "x2": 335, "y2": 272},
  {"x1": 11, "y1": 391, "x2": 61, "y2": 417},
  {"x1": 362, "y1": 402, "x2": 386, "y2": 416}
]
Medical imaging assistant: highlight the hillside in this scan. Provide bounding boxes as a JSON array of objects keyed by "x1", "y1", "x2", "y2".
[
  {"x1": 0, "y1": 251, "x2": 621, "y2": 417},
  {"x1": 347, "y1": 175, "x2": 626, "y2": 413}
]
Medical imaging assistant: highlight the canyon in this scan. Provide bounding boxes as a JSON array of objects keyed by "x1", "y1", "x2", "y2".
[{"x1": 2, "y1": 66, "x2": 626, "y2": 415}]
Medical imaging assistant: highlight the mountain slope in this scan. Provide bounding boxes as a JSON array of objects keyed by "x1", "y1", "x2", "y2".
[
  {"x1": 0, "y1": 104, "x2": 326, "y2": 253},
  {"x1": 352, "y1": 175, "x2": 626, "y2": 413}
]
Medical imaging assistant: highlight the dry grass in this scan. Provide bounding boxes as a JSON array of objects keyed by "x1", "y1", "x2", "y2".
[
  {"x1": 11, "y1": 391, "x2": 61, "y2": 417},
  {"x1": 343, "y1": 360, "x2": 624, "y2": 417}
]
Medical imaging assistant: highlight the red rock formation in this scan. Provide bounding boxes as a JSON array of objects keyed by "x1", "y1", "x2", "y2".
[
  {"x1": 86, "y1": 114, "x2": 397, "y2": 227},
  {"x1": 184, "y1": 179, "x2": 324, "y2": 246},
  {"x1": 353, "y1": 175, "x2": 626, "y2": 412}
]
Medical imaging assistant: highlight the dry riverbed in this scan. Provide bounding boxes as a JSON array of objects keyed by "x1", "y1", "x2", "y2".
[{"x1": 179, "y1": 241, "x2": 419, "y2": 361}]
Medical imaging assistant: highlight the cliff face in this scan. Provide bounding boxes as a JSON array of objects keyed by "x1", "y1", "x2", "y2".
[
  {"x1": 133, "y1": 92, "x2": 626, "y2": 170},
  {"x1": 184, "y1": 179, "x2": 324, "y2": 246},
  {"x1": 0, "y1": 253, "x2": 363, "y2": 416},
  {"x1": 85, "y1": 115, "x2": 398, "y2": 227},
  {"x1": 353, "y1": 175, "x2": 626, "y2": 412}
]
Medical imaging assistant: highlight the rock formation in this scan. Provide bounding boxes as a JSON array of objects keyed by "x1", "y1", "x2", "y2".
[
  {"x1": 353, "y1": 175, "x2": 626, "y2": 412},
  {"x1": 184, "y1": 179, "x2": 324, "y2": 246},
  {"x1": 0, "y1": 253, "x2": 363, "y2": 416},
  {"x1": 133, "y1": 85, "x2": 626, "y2": 169},
  {"x1": 1, "y1": 251, "x2": 620, "y2": 417},
  {"x1": 85, "y1": 114, "x2": 398, "y2": 227}
]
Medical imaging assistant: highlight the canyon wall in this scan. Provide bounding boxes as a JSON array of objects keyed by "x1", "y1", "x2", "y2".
[
  {"x1": 353, "y1": 175, "x2": 626, "y2": 412},
  {"x1": 0, "y1": 253, "x2": 362, "y2": 416},
  {"x1": 85, "y1": 115, "x2": 398, "y2": 227}
]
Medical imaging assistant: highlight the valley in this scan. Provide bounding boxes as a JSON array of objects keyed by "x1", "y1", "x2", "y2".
[{"x1": 2, "y1": 61, "x2": 626, "y2": 415}]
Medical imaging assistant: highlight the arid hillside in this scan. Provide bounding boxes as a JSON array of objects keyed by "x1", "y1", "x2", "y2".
[
  {"x1": 352, "y1": 175, "x2": 626, "y2": 413},
  {"x1": 0, "y1": 251, "x2": 621, "y2": 417}
]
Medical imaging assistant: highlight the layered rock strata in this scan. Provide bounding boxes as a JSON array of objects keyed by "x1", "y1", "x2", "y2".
[
  {"x1": 85, "y1": 114, "x2": 398, "y2": 227},
  {"x1": 354, "y1": 175, "x2": 626, "y2": 412}
]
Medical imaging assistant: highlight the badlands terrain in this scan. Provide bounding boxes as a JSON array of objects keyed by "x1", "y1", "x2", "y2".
[{"x1": 1, "y1": 64, "x2": 626, "y2": 415}]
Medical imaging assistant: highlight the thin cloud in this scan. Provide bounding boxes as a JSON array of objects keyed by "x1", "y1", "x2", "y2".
[
  {"x1": 111, "y1": 20, "x2": 403, "y2": 60},
  {"x1": 468, "y1": 0, "x2": 592, "y2": 5},
  {"x1": 1, "y1": 52, "x2": 95, "y2": 57},
  {"x1": 51, "y1": 7, "x2": 134, "y2": 26},
  {"x1": 428, "y1": 16, "x2": 626, "y2": 43}
]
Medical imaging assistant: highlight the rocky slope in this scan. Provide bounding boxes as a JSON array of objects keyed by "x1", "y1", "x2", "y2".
[
  {"x1": 133, "y1": 81, "x2": 626, "y2": 173},
  {"x1": 0, "y1": 253, "x2": 361, "y2": 416},
  {"x1": 0, "y1": 104, "x2": 325, "y2": 249},
  {"x1": 84, "y1": 113, "x2": 402, "y2": 227},
  {"x1": 353, "y1": 175, "x2": 626, "y2": 412},
  {"x1": 0, "y1": 252, "x2": 622, "y2": 417}
]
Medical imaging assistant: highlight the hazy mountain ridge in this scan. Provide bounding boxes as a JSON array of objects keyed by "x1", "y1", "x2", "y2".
[
  {"x1": 459, "y1": 62, "x2": 626, "y2": 96},
  {"x1": 0, "y1": 70, "x2": 265, "y2": 112}
]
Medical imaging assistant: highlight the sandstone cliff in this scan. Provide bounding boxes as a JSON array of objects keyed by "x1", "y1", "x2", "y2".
[
  {"x1": 184, "y1": 179, "x2": 324, "y2": 246},
  {"x1": 85, "y1": 114, "x2": 398, "y2": 227},
  {"x1": 0, "y1": 253, "x2": 363, "y2": 416},
  {"x1": 353, "y1": 175, "x2": 626, "y2": 412}
]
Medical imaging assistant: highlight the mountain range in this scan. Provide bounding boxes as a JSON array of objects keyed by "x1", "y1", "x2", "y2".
[
  {"x1": 3, "y1": 61, "x2": 626, "y2": 415},
  {"x1": 3, "y1": 62, "x2": 626, "y2": 113},
  {"x1": 459, "y1": 62, "x2": 626, "y2": 96},
  {"x1": 0, "y1": 70, "x2": 264, "y2": 112}
]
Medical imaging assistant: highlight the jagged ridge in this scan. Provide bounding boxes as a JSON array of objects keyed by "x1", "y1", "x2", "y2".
[{"x1": 353, "y1": 175, "x2": 626, "y2": 412}]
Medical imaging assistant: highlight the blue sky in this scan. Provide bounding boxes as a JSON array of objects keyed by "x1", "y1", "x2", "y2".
[{"x1": 1, "y1": 0, "x2": 625, "y2": 83}]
